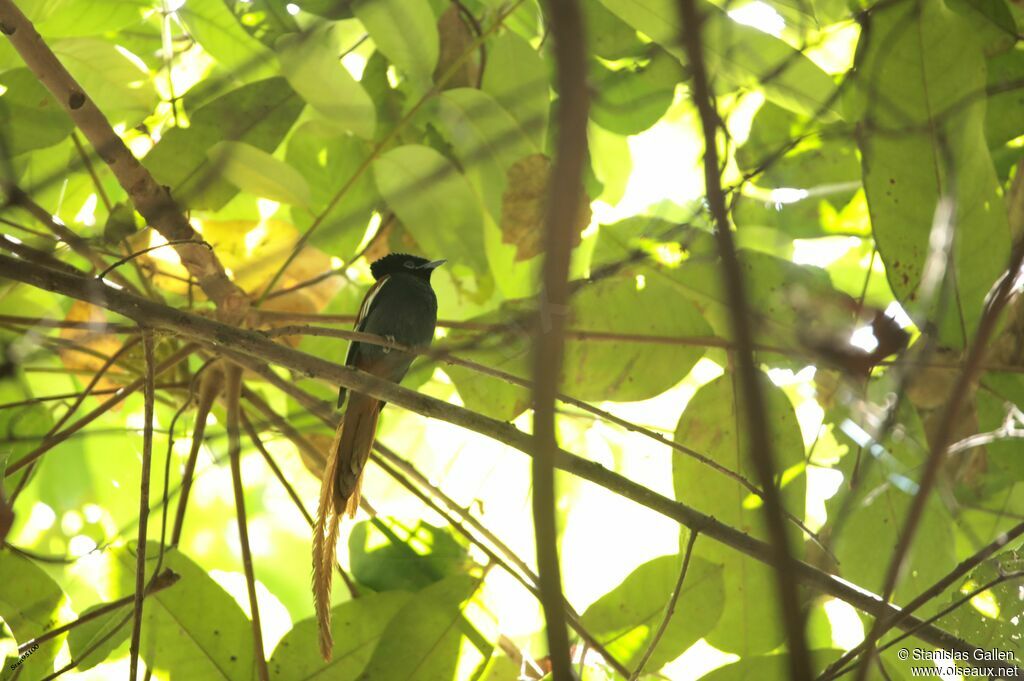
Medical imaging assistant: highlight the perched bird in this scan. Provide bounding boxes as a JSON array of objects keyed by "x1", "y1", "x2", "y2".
[{"x1": 312, "y1": 252, "x2": 445, "y2": 660}]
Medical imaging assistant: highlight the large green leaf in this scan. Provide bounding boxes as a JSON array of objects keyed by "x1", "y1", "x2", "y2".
[
  {"x1": 446, "y1": 268, "x2": 711, "y2": 420},
  {"x1": 52, "y1": 38, "x2": 158, "y2": 127},
  {"x1": 66, "y1": 601, "x2": 132, "y2": 671},
  {"x1": 589, "y1": 48, "x2": 682, "y2": 136},
  {"x1": 0, "y1": 550, "x2": 66, "y2": 679},
  {"x1": 349, "y1": 518, "x2": 469, "y2": 593},
  {"x1": 268, "y1": 591, "x2": 411, "y2": 680},
  {"x1": 595, "y1": 0, "x2": 839, "y2": 118},
  {"x1": 357, "y1": 575, "x2": 492, "y2": 681},
  {"x1": 371, "y1": 144, "x2": 488, "y2": 273},
  {"x1": 286, "y1": 121, "x2": 379, "y2": 258},
  {"x1": 34, "y1": 0, "x2": 148, "y2": 37},
  {"x1": 480, "y1": 31, "x2": 549, "y2": 148},
  {"x1": 673, "y1": 372, "x2": 806, "y2": 655},
  {"x1": 853, "y1": 0, "x2": 1010, "y2": 348},
  {"x1": 353, "y1": 0, "x2": 439, "y2": 89},
  {"x1": 0, "y1": 69, "x2": 73, "y2": 157},
  {"x1": 208, "y1": 141, "x2": 311, "y2": 207},
  {"x1": 580, "y1": 552, "x2": 724, "y2": 672},
  {"x1": 277, "y1": 26, "x2": 376, "y2": 140},
  {"x1": 177, "y1": 0, "x2": 276, "y2": 81},
  {"x1": 827, "y1": 395, "x2": 957, "y2": 612},
  {"x1": 433, "y1": 88, "x2": 538, "y2": 220},
  {"x1": 105, "y1": 544, "x2": 256, "y2": 680},
  {"x1": 145, "y1": 77, "x2": 303, "y2": 211}
]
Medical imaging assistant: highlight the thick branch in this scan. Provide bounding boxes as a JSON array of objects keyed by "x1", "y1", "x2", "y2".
[
  {"x1": 0, "y1": 254, "x2": 1019, "y2": 673},
  {"x1": 0, "y1": 0, "x2": 246, "y2": 316}
]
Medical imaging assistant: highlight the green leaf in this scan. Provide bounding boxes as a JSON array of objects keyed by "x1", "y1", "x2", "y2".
[
  {"x1": 268, "y1": 591, "x2": 411, "y2": 680},
  {"x1": 589, "y1": 48, "x2": 682, "y2": 136},
  {"x1": 358, "y1": 574, "x2": 492, "y2": 681},
  {"x1": 985, "y1": 49, "x2": 1024, "y2": 150},
  {"x1": 853, "y1": 0, "x2": 1010, "y2": 349},
  {"x1": 104, "y1": 201, "x2": 143, "y2": 243},
  {"x1": 108, "y1": 544, "x2": 256, "y2": 680},
  {"x1": 0, "y1": 69, "x2": 74, "y2": 157},
  {"x1": 0, "y1": 404, "x2": 55, "y2": 503},
  {"x1": 581, "y1": 0, "x2": 648, "y2": 59},
  {"x1": 66, "y1": 602, "x2": 131, "y2": 671},
  {"x1": 372, "y1": 144, "x2": 488, "y2": 272},
  {"x1": 286, "y1": 120, "x2": 379, "y2": 258},
  {"x1": 942, "y1": 550, "x2": 1023, "y2": 663},
  {"x1": 277, "y1": 26, "x2": 377, "y2": 139},
  {"x1": 446, "y1": 269, "x2": 711, "y2": 419},
  {"x1": 827, "y1": 393, "x2": 957, "y2": 612},
  {"x1": 480, "y1": 31, "x2": 549, "y2": 148},
  {"x1": 349, "y1": 518, "x2": 469, "y2": 592},
  {"x1": 0, "y1": 549, "x2": 66, "y2": 680},
  {"x1": 145, "y1": 77, "x2": 303, "y2": 211},
  {"x1": 595, "y1": 0, "x2": 839, "y2": 118},
  {"x1": 208, "y1": 141, "x2": 312, "y2": 207},
  {"x1": 177, "y1": 0, "x2": 276, "y2": 81},
  {"x1": 433, "y1": 87, "x2": 539, "y2": 220},
  {"x1": 673, "y1": 372, "x2": 806, "y2": 655},
  {"x1": 52, "y1": 37, "x2": 158, "y2": 128},
  {"x1": 353, "y1": 0, "x2": 440, "y2": 89},
  {"x1": 580, "y1": 552, "x2": 724, "y2": 671},
  {"x1": 698, "y1": 651, "x2": 844, "y2": 681},
  {"x1": 35, "y1": 0, "x2": 148, "y2": 38}
]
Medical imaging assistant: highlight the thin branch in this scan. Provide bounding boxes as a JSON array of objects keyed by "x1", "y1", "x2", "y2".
[
  {"x1": 128, "y1": 330, "x2": 155, "y2": 681},
  {"x1": 676, "y1": 1, "x2": 811, "y2": 677},
  {"x1": 17, "y1": 569, "x2": 179, "y2": 655},
  {"x1": 0, "y1": 0, "x2": 246, "y2": 315},
  {"x1": 225, "y1": 364, "x2": 269, "y2": 681},
  {"x1": 1, "y1": 254, "x2": 1018, "y2": 672},
  {"x1": 96, "y1": 239, "x2": 212, "y2": 283},
  {"x1": 628, "y1": 531, "x2": 699, "y2": 681},
  {"x1": 5, "y1": 343, "x2": 195, "y2": 476}
]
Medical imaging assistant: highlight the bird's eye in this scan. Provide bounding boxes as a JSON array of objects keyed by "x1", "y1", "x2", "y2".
[{"x1": 404, "y1": 261, "x2": 415, "y2": 268}]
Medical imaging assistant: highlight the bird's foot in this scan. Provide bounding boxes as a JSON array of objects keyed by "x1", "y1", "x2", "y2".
[{"x1": 382, "y1": 334, "x2": 396, "y2": 353}]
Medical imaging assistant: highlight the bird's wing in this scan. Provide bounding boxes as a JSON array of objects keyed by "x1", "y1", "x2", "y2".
[{"x1": 338, "y1": 274, "x2": 391, "y2": 407}]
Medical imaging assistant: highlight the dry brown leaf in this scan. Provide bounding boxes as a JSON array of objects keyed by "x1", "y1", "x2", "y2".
[
  {"x1": 501, "y1": 154, "x2": 592, "y2": 261},
  {"x1": 434, "y1": 4, "x2": 479, "y2": 90}
]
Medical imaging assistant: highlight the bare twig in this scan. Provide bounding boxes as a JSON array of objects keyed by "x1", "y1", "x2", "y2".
[
  {"x1": 676, "y1": 1, "x2": 811, "y2": 677},
  {"x1": 628, "y1": 531, "x2": 700, "y2": 681},
  {"x1": 224, "y1": 364, "x2": 269, "y2": 680},
  {"x1": 128, "y1": 330, "x2": 156, "y2": 681}
]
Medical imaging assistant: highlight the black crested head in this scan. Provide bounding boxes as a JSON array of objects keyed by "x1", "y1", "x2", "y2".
[{"x1": 369, "y1": 253, "x2": 446, "y2": 281}]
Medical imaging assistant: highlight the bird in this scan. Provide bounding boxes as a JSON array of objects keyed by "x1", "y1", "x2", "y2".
[{"x1": 312, "y1": 252, "x2": 445, "y2": 660}]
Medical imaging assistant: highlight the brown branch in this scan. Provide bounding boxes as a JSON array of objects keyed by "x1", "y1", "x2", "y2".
[
  {"x1": 170, "y1": 362, "x2": 224, "y2": 546},
  {"x1": 1, "y1": 254, "x2": 1020, "y2": 673},
  {"x1": 224, "y1": 364, "x2": 269, "y2": 681},
  {"x1": 0, "y1": 0, "x2": 246, "y2": 316},
  {"x1": 676, "y1": 1, "x2": 811, "y2": 677},
  {"x1": 539, "y1": 0, "x2": 610, "y2": 665},
  {"x1": 128, "y1": 331, "x2": 156, "y2": 681}
]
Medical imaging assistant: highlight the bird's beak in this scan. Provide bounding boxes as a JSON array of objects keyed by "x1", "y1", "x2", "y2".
[{"x1": 419, "y1": 259, "x2": 447, "y2": 270}]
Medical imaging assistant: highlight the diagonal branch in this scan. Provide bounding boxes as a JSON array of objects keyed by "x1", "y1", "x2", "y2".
[{"x1": 0, "y1": 0, "x2": 247, "y2": 316}]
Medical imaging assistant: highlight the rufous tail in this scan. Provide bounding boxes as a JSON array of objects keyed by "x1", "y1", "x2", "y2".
[{"x1": 311, "y1": 392, "x2": 381, "y2": 661}]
